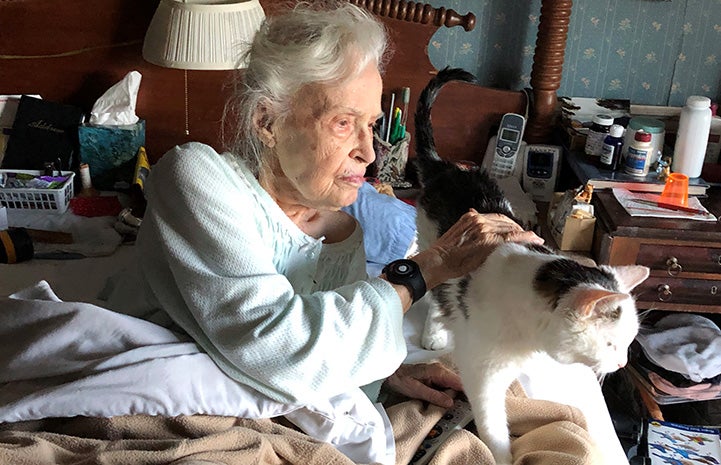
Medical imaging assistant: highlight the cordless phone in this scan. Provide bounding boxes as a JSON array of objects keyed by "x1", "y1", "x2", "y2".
[{"x1": 482, "y1": 113, "x2": 526, "y2": 180}]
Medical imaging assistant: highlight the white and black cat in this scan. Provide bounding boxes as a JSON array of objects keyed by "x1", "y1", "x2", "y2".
[{"x1": 413, "y1": 67, "x2": 650, "y2": 465}]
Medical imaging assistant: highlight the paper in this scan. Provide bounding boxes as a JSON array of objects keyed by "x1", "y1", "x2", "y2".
[
  {"x1": 647, "y1": 420, "x2": 721, "y2": 464},
  {"x1": 0, "y1": 94, "x2": 42, "y2": 128},
  {"x1": 88, "y1": 71, "x2": 141, "y2": 125},
  {"x1": 613, "y1": 188, "x2": 717, "y2": 222},
  {"x1": 0, "y1": 206, "x2": 7, "y2": 230},
  {"x1": 560, "y1": 96, "x2": 630, "y2": 132}
]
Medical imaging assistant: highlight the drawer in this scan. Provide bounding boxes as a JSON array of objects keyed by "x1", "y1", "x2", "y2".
[
  {"x1": 636, "y1": 244, "x2": 721, "y2": 275},
  {"x1": 635, "y1": 276, "x2": 721, "y2": 309}
]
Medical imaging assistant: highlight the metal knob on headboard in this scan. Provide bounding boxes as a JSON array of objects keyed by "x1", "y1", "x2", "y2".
[{"x1": 349, "y1": 0, "x2": 476, "y2": 31}]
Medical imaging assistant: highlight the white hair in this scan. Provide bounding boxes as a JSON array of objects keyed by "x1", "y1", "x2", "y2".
[{"x1": 223, "y1": 1, "x2": 390, "y2": 177}]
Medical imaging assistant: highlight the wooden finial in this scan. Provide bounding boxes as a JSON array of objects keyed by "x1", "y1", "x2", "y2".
[{"x1": 349, "y1": 0, "x2": 476, "y2": 31}]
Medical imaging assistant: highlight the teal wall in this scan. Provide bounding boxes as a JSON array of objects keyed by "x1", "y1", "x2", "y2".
[{"x1": 426, "y1": 0, "x2": 721, "y2": 107}]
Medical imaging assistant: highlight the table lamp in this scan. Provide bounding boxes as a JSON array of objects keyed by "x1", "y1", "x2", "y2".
[{"x1": 142, "y1": 0, "x2": 265, "y2": 135}]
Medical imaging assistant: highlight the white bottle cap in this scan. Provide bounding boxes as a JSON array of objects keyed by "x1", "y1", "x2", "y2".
[
  {"x1": 592, "y1": 114, "x2": 615, "y2": 126},
  {"x1": 686, "y1": 95, "x2": 711, "y2": 109},
  {"x1": 609, "y1": 124, "x2": 624, "y2": 138}
]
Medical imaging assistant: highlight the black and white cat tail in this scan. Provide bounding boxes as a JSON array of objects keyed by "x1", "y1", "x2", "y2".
[{"x1": 414, "y1": 67, "x2": 478, "y2": 164}]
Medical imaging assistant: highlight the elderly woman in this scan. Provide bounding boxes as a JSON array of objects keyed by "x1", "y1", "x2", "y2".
[{"x1": 106, "y1": 1, "x2": 541, "y2": 462}]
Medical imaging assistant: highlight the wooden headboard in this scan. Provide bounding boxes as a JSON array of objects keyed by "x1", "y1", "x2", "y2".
[{"x1": 0, "y1": 0, "x2": 571, "y2": 166}]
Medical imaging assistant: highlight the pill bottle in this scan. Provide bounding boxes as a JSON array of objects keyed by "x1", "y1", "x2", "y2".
[
  {"x1": 672, "y1": 95, "x2": 712, "y2": 178},
  {"x1": 624, "y1": 130, "x2": 653, "y2": 176},
  {"x1": 599, "y1": 124, "x2": 625, "y2": 171},
  {"x1": 584, "y1": 114, "x2": 614, "y2": 158},
  {"x1": 620, "y1": 117, "x2": 665, "y2": 164}
]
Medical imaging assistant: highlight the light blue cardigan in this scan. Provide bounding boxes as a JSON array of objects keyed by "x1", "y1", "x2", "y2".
[{"x1": 118, "y1": 142, "x2": 408, "y2": 406}]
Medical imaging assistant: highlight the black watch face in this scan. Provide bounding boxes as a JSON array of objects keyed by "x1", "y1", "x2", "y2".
[
  {"x1": 384, "y1": 259, "x2": 426, "y2": 304},
  {"x1": 391, "y1": 261, "x2": 415, "y2": 277},
  {"x1": 387, "y1": 259, "x2": 417, "y2": 278}
]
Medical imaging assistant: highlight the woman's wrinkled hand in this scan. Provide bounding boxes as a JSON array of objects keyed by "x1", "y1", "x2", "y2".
[
  {"x1": 422, "y1": 209, "x2": 543, "y2": 287},
  {"x1": 383, "y1": 362, "x2": 464, "y2": 408}
]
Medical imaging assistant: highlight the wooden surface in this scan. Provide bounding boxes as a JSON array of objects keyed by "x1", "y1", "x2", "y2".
[
  {"x1": 0, "y1": 0, "x2": 570, "y2": 165},
  {"x1": 593, "y1": 190, "x2": 721, "y2": 241},
  {"x1": 0, "y1": 0, "x2": 227, "y2": 164},
  {"x1": 592, "y1": 189, "x2": 721, "y2": 312},
  {"x1": 527, "y1": 0, "x2": 573, "y2": 143}
]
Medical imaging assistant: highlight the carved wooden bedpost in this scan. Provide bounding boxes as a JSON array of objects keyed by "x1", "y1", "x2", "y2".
[
  {"x1": 349, "y1": 0, "x2": 476, "y2": 31},
  {"x1": 526, "y1": 0, "x2": 573, "y2": 144}
]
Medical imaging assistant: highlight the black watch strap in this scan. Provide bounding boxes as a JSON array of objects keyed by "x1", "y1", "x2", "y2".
[{"x1": 382, "y1": 259, "x2": 427, "y2": 304}]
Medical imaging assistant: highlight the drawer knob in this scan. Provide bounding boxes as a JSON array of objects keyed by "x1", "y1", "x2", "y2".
[
  {"x1": 666, "y1": 257, "x2": 683, "y2": 276},
  {"x1": 657, "y1": 284, "x2": 672, "y2": 302}
]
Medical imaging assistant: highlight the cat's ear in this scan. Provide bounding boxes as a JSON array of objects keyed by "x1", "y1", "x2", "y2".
[
  {"x1": 612, "y1": 265, "x2": 650, "y2": 293},
  {"x1": 570, "y1": 288, "x2": 628, "y2": 318}
]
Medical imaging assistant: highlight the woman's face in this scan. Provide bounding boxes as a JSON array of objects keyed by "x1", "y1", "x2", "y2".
[{"x1": 269, "y1": 62, "x2": 383, "y2": 211}]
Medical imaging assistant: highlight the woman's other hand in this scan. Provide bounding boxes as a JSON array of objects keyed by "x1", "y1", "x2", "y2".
[
  {"x1": 383, "y1": 362, "x2": 464, "y2": 408},
  {"x1": 416, "y1": 210, "x2": 543, "y2": 289}
]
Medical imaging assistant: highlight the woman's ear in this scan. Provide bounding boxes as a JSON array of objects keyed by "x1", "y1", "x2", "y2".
[{"x1": 252, "y1": 102, "x2": 276, "y2": 148}]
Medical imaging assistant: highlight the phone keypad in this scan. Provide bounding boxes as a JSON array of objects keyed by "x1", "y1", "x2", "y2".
[
  {"x1": 490, "y1": 152, "x2": 516, "y2": 178},
  {"x1": 490, "y1": 145, "x2": 516, "y2": 179}
]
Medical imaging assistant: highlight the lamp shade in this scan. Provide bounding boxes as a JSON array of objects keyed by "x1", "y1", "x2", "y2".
[{"x1": 142, "y1": 0, "x2": 265, "y2": 70}]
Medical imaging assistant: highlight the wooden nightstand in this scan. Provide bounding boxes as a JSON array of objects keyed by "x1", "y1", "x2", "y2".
[{"x1": 591, "y1": 189, "x2": 721, "y2": 312}]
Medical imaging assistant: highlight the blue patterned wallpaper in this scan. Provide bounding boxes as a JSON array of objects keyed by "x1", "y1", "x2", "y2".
[{"x1": 425, "y1": 0, "x2": 721, "y2": 107}]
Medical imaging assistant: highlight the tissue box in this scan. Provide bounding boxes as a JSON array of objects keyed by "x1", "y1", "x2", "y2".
[{"x1": 79, "y1": 120, "x2": 145, "y2": 190}]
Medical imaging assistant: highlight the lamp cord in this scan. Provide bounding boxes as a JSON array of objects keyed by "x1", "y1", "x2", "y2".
[
  {"x1": 184, "y1": 70, "x2": 190, "y2": 136},
  {"x1": 2, "y1": 39, "x2": 193, "y2": 138},
  {"x1": 0, "y1": 40, "x2": 142, "y2": 60}
]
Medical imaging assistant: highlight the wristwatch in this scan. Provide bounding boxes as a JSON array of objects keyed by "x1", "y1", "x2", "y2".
[{"x1": 382, "y1": 259, "x2": 427, "y2": 304}]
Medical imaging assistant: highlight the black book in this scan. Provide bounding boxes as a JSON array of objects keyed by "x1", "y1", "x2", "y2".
[{"x1": 1, "y1": 95, "x2": 84, "y2": 172}]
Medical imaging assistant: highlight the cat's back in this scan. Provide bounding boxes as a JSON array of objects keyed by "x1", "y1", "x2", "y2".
[
  {"x1": 415, "y1": 166, "x2": 517, "y2": 242},
  {"x1": 471, "y1": 242, "x2": 556, "y2": 289}
]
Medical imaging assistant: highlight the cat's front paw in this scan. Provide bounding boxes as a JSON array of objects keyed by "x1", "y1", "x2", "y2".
[{"x1": 421, "y1": 327, "x2": 449, "y2": 350}]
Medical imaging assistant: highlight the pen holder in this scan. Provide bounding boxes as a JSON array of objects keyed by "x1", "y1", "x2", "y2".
[{"x1": 371, "y1": 132, "x2": 411, "y2": 188}]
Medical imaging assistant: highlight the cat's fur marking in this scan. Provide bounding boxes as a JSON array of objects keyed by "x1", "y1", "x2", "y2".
[{"x1": 413, "y1": 67, "x2": 650, "y2": 465}]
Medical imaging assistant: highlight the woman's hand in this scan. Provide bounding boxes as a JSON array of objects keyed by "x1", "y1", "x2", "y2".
[
  {"x1": 415, "y1": 210, "x2": 543, "y2": 289},
  {"x1": 383, "y1": 362, "x2": 464, "y2": 408}
]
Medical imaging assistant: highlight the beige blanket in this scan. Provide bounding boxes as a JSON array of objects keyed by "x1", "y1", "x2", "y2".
[{"x1": 0, "y1": 382, "x2": 599, "y2": 465}]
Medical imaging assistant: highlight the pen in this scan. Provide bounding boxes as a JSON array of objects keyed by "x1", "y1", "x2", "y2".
[
  {"x1": 400, "y1": 87, "x2": 410, "y2": 126},
  {"x1": 390, "y1": 107, "x2": 402, "y2": 144},
  {"x1": 385, "y1": 92, "x2": 395, "y2": 142},
  {"x1": 630, "y1": 198, "x2": 713, "y2": 216}
]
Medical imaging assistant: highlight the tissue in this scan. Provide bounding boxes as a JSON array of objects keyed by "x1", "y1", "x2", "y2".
[
  {"x1": 89, "y1": 71, "x2": 141, "y2": 125},
  {"x1": 79, "y1": 70, "x2": 145, "y2": 189}
]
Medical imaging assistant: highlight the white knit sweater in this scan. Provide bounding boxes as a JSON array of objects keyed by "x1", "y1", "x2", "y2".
[{"x1": 114, "y1": 142, "x2": 407, "y2": 406}]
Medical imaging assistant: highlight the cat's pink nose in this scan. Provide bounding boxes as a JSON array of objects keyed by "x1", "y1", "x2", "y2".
[{"x1": 618, "y1": 361, "x2": 626, "y2": 369}]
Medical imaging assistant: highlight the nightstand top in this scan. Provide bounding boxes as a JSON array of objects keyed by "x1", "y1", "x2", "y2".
[{"x1": 593, "y1": 189, "x2": 721, "y2": 242}]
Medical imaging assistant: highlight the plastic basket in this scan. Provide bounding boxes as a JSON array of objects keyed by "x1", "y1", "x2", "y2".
[{"x1": 0, "y1": 169, "x2": 75, "y2": 214}]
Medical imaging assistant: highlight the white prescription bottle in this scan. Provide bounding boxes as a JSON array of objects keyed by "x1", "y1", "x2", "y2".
[
  {"x1": 624, "y1": 130, "x2": 653, "y2": 176},
  {"x1": 672, "y1": 95, "x2": 712, "y2": 178}
]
